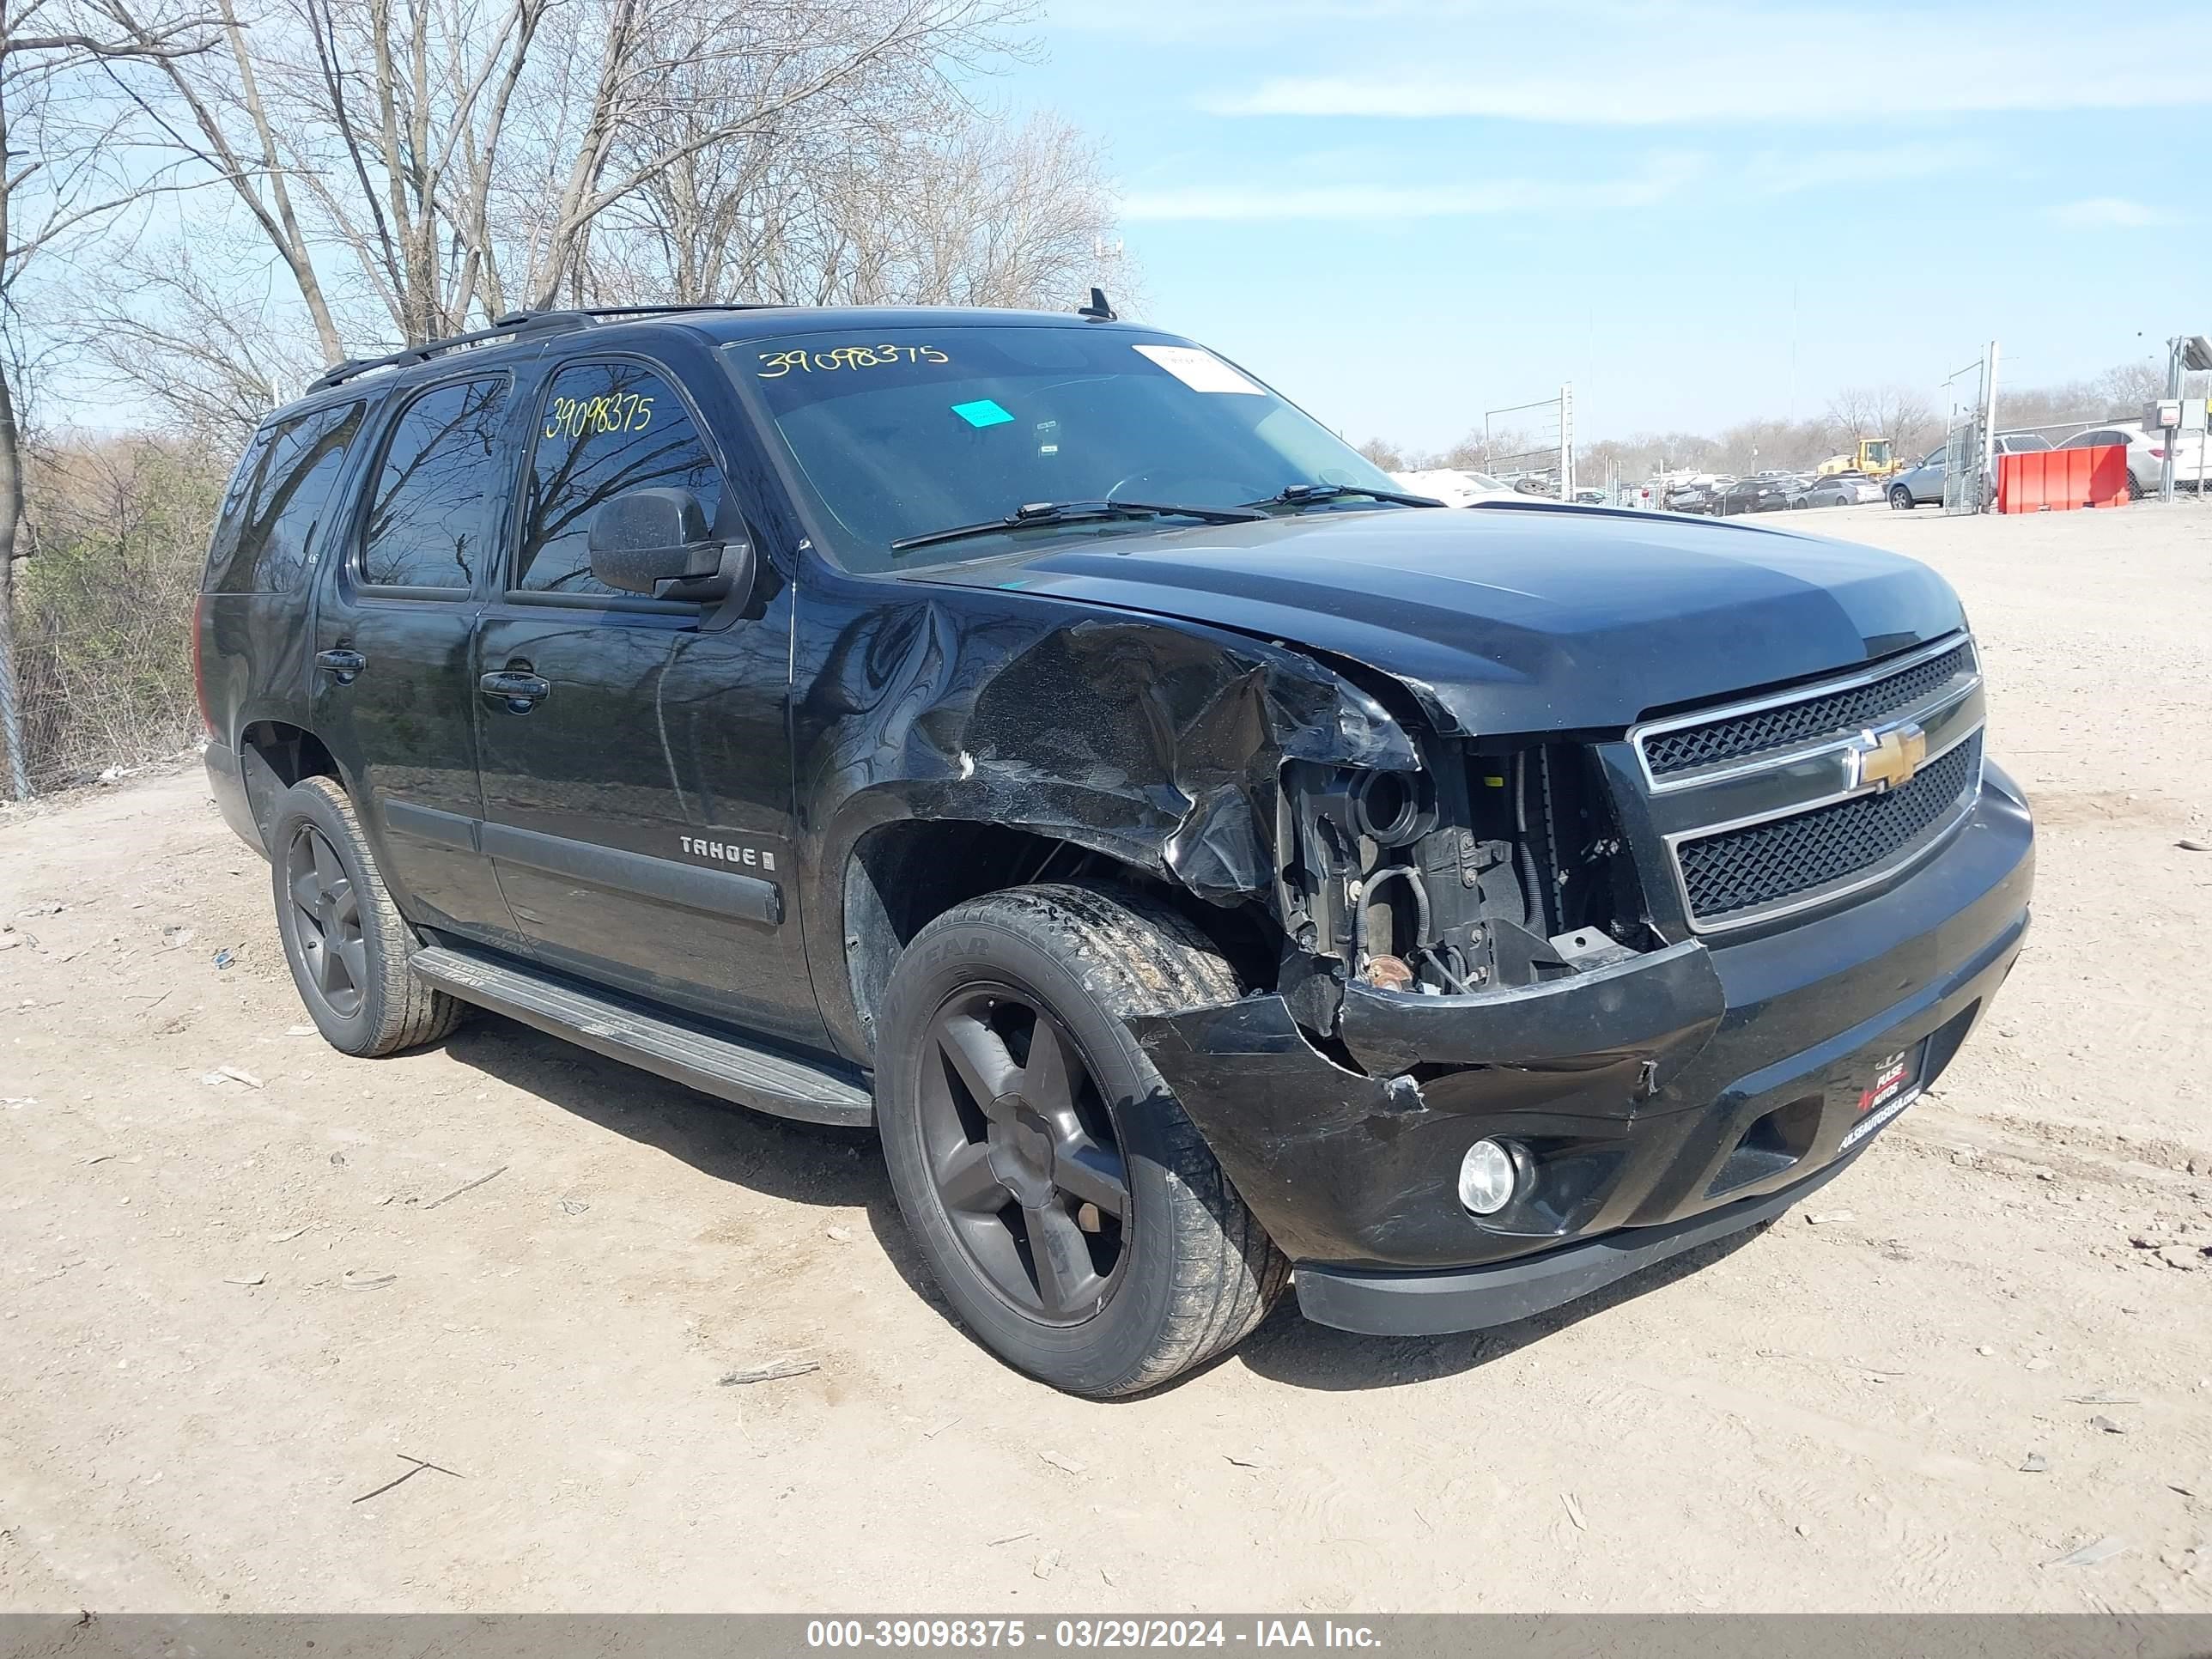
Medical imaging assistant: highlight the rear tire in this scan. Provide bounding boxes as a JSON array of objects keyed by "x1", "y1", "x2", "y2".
[
  {"x1": 269, "y1": 775, "x2": 464, "y2": 1057},
  {"x1": 876, "y1": 884, "x2": 1288, "y2": 1396}
]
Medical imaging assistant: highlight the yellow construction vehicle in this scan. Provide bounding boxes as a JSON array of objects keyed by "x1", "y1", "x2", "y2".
[{"x1": 1814, "y1": 438, "x2": 1899, "y2": 478}]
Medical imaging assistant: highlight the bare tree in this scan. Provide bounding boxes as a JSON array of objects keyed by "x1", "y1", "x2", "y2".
[
  {"x1": 1355, "y1": 437, "x2": 1406, "y2": 472},
  {"x1": 1824, "y1": 384, "x2": 1940, "y2": 460},
  {"x1": 77, "y1": 230, "x2": 321, "y2": 447},
  {"x1": 1440, "y1": 424, "x2": 1541, "y2": 475},
  {"x1": 1997, "y1": 358, "x2": 2167, "y2": 432},
  {"x1": 0, "y1": 0, "x2": 215, "y2": 799},
  {"x1": 102, "y1": 0, "x2": 1045, "y2": 356}
]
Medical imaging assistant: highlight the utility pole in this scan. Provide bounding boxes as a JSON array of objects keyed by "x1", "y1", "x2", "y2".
[
  {"x1": 1559, "y1": 383, "x2": 1575, "y2": 501},
  {"x1": 2164, "y1": 337, "x2": 2180, "y2": 504},
  {"x1": 1979, "y1": 340, "x2": 2001, "y2": 514}
]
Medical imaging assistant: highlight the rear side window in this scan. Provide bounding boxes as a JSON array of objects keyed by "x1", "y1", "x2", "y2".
[
  {"x1": 516, "y1": 360, "x2": 724, "y2": 597},
  {"x1": 358, "y1": 376, "x2": 509, "y2": 591},
  {"x1": 202, "y1": 402, "x2": 364, "y2": 593}
]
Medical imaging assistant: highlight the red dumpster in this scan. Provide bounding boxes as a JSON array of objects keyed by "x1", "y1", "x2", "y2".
[{"x1": 1996, "y1": 445, "x2": 2127, "y2": 512}]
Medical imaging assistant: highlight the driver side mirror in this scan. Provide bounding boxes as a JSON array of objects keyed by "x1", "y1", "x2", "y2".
[{"x1": 587, "y1": 487, "x2": 752, "y2": 605}]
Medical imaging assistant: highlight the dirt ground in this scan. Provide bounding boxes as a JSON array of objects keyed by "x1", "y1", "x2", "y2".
[{"x1": 3, "y1": 500, "x2": 2209, "y2": 1614}]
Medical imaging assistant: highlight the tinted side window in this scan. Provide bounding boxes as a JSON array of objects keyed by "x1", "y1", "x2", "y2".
[
  {"x1": 203, "y1": 428, "x2": 276, "y2": 592},
  {"x1": 204, "y1": 403, "x2": 364, "y2": 593},
  {"x1": 359, "y1": 377, "x2": 509, "y2": 590},
  {"x1": 519, "y1": 361, "x2": 723, "y2": 596}
]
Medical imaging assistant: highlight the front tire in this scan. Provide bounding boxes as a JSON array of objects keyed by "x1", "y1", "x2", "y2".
[
  {"x1": 876, "y1": 884, "x2": 1288, "y2": 1396},
  {"x1": 1890, "y1": 483, "x2": 1914, "y2": 510},
  {"x1": 270, "y1": 775, "x2": 464, "y2": 1057}
]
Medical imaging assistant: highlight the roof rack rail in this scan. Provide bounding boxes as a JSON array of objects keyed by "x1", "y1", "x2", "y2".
[
  {"x1": 305, "y1": 302, "x2": 787, "y2": 394},
  {"x1": 307, "y1": 311, "x2": 589, "y2": 392},
  {"x1": 563, "y1": 303, "x2": 784, "y2": 320}
]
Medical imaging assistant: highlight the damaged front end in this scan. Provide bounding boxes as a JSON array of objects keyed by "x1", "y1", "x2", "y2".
[
  {"x1": 1132, "y1": 715, "x2": 1731, "y2": 1269},
  {"x1": 1127, "y1": 654, "x2": 2033, "y2": 1334}
]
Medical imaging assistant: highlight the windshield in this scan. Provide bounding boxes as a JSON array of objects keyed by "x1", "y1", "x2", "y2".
[
  {"x1": 1863, "y1": 441, "x2": 1892, "y2": 465},
  {"x1": 725, "y1": 325, "x2": 1406, "y2": 572}
]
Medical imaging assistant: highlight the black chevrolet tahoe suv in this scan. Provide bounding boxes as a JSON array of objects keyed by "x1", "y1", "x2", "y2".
[{"x1": 196, "y1": 301, "x2": 2034, "y2": 1395}]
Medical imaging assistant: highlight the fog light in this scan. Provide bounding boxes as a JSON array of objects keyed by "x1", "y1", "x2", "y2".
[{"x1": 1458, "y1": 1138, "x2": 1518, "y2": 1215}]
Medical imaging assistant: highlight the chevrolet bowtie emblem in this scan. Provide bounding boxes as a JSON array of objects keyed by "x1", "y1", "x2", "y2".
[{"x1": 1850, "y1": 721, "x2": 1928, "y2": 793}]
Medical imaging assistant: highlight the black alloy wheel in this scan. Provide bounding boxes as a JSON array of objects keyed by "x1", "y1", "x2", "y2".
[
  {"x1": 876, "y1": 883, "x2": 1288, "y2": 1395},
  {"x1": 918, "y1": 985, "x2": 1128, "y2": 1323},
  {"x1": 285, "y1": 821, "x2": 368, "y2": 1019}
]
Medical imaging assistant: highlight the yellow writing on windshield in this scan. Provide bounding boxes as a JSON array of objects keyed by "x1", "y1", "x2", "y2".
[
  {"x1": 544, "y1": 392, "x2": 653, "y2": 439},
  {"x1": 757, "y1": 343, "x2": 950, "y2": 379}
]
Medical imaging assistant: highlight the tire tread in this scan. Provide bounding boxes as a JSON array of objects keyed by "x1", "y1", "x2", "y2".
[
  {"x1": 891, "y1": 883, "x2": 1289, "y2": 1395},
  {"x1": 280, "y1": 776, "x2": 463, "y2": 1056}
]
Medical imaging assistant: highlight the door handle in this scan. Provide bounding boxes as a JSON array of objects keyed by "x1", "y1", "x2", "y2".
[
  {"x1": 479, "y1": 669, "x2": 551, "y2": 711},
  {"x1": 315, "y1": 647, "x2": 367, "y2": 684}
]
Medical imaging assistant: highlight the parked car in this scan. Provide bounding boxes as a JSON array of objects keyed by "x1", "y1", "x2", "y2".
[
  {"x1": 2057, "y1": 422, "x2": 2207, "y2": 499},
  {"x1": 1889, "y1": 434, "x2": 2054, "y2": 510},
  {"x1": 1791, "y1": 473, "x2": 1883, "y2": 509},
  {"x1": 1663, "y1": 483, "x2": 1717, "y2": 514},
  {"x1": 197, "y1": 301, "x2": 2032, "y2": 1397},
  {"x1": 1713, "y1": 476, "x2": 1794, "y2": 515},
  {"x1": 1889, "y1": 447, "x2": 1948, "y2": 508},
  {"x1": 1395, "y1": 467, "x2": 1521, "y2": 507},
  {"x1": 1572, "y1": 489, "x2": 1608, "y2": 506}
]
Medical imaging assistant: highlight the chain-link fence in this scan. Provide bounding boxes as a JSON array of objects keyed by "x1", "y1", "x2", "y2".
[
  {"x1": 1479, "y1": 387, "x2": 1573, "y2": 495},
  {"x1": 1941, "y1": 349, "x2": 1995, "y2": 515}
]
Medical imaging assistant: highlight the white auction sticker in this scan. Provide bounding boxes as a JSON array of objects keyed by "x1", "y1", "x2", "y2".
[{"x1": 1132, "y1": 343, "x2": 1266, "y2": 395}]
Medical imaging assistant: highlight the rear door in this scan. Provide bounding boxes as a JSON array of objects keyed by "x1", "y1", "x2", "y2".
[
  {"x1": 472, "y1": 350, "x2": 823, "y2": 1050},
  {"x1": 312, "y1": 371, "x2": 526, "y2": 951}
]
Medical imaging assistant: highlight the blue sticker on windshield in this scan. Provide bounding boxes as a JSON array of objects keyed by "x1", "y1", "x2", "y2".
[{"x1": 951, "y1": 398, "x2": 1014, "y2": 428}]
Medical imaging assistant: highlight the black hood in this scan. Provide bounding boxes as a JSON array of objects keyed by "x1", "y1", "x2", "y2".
[{"x1": 902, "y1": 504, "x2": 1966, "y2": 735}]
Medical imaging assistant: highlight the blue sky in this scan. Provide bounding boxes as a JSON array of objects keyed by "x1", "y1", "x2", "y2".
[{"x1": 1027, "y1": 0, "x2": 2208, "y2": 451}]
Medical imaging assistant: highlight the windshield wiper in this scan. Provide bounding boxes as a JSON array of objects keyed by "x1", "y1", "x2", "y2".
[
  {"x1": 1245, "y1": 482, "x2": 1446, "y2": 510},
  {"x1": 888, "y1": 498, "x2": 1266, "y2": 556}
]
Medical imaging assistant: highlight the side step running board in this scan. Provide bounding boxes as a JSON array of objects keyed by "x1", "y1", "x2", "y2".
[{"x1": 410, "y1": 945, "x2": 874, "y2": 1127}]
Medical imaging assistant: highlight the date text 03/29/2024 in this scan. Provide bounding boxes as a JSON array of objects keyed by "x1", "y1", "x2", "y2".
[{"x1": 805, "y1": 1621, "x2": 1382, "y2": 1650}]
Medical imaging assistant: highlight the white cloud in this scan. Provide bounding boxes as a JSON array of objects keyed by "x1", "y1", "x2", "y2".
[
  {"x1": 1211, "y1": 53, "x2": 2191, "y2": 123},
  {"x1": 1122, "y1": 155, "x2": 1704, "y2": 222},
  {"x1": 1741, "y1": 141, "x2": 1989, "y2": 196},
  {"x1": 1117, "y1": 138, "x2": 1987, "y2": 224},
  {"x1": 1050, "y1": 1, "x2": 2208, "y2": 125},
  {"x1": 2046, "y1": 198, "x2": 2185, "y2": 228}
]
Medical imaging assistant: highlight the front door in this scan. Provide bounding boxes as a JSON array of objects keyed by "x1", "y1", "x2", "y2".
[
  {"x1": 313, "y1": 371, "x2": 524, "y2": 951},
  {"x1": 472, "y1": 355, "x2": 823, "y2": 1051}
]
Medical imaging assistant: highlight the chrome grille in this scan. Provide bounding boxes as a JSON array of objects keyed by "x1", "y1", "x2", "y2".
[
  {"x1": 1679, "y1": 734, "x2": 1982, "y2": 923},
  {"x1": 1628, "y1": 633, "x2": 1987, "y2": 933},
  {"x1": 1643, "y1": 642, "x2": 1975, "y2": 778}
]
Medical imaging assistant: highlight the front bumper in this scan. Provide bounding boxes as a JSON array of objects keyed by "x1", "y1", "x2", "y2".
[
  {"x1": 1130, "y1": 760, "x2": 2034, "y2": 1333},
  {"x1": 1297, "y1": 1150, "x2": 1857, "y2": 1336}
]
